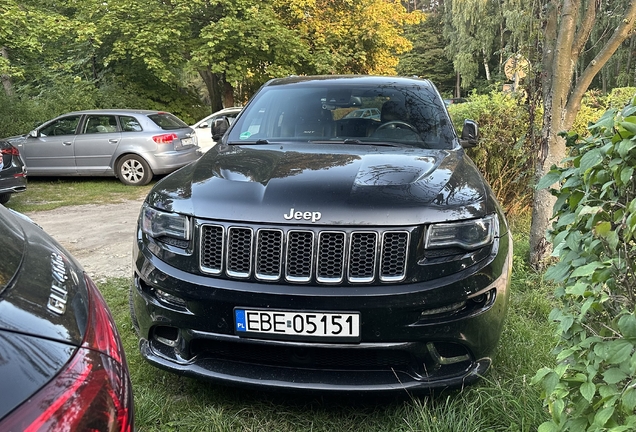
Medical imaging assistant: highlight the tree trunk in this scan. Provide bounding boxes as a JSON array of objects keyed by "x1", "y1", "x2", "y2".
[
  {"x1": 529, "y1": 0, "x2": 572, "y2": 269},
  {"x1": 483, "y1": 48, "x2": 491, "y2": 81},
  {"x1": 455, "y1": 71, "x2": 461, "y2": 97},
  {"x1": 223, "y1": 76, "x2": 235, "y2": 107},
  {"x1": 198, "y1": 68, "x2": 223, "y2": 112},
  {"x1": 626, "y1": 36, "x2": 635, "y2": 85},
  {"x1": 0, "y1": 46, "x2": 14, "y2": 97},
  {"x1": 529, "y1": 0, "x2": 636, "y2": 268}
]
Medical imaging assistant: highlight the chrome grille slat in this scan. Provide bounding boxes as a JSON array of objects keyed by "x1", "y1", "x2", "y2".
[
  {"x1": 199, "y1": 223, "x2": 410, "y2": 284},
  {"x1": 200, "y1": 225, "x2": 224, "y2": 274},
  {"x1": 317, "y1": 232, "x2": 345, "y2": 283},
  {"x1": 348, "y1": 232, "x2": 378, "y2": 283},
  {"x1": 255, "y1": 229, "x2": 283, "y2": 281},
  {"x1": 286, "y1": 231, "x2": 314, "y2": 282},
  {"x1": 380, "y1": 231, "x2": 409, "y2": 282},
  {"x1": 226, "y1": 227, "x2": 253, "y2": 278}
]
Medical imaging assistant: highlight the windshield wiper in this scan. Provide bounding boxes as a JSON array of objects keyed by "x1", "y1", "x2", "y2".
[
  {"x1": 227, "y1": 139, "x2": 270, "y2": 145},
  {"x1": 308, "y1": 139, "x2": 364, "y2": 145}
]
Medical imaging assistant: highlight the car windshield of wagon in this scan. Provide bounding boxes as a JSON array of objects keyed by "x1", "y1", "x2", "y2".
[
  {"x1": 148, "y1": 113, "x2": 189, "y2": 130},
  {"x1": 226, "y1": 82, "x2": 456, "y2": 149}
]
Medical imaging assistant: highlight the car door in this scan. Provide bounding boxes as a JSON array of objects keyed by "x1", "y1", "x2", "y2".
[
  {"x1": 21, "y1": 115, "x2": 81, "y2": 175},
  {"x1": 194, "y1": 116, "x2": 214, "y2": 149},
  {"x1": 198, "y1": 111, "x2": 240, "y2": 151},
  {"x1": 73, "y1": 114, "x2": 122, "y2": 174}
]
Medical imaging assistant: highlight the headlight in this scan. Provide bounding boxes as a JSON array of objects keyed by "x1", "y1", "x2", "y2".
[
  {"x1": 425, "y1": 215, "x2": 497, "y2": 250},
  {"x1": 141, "y1": 203, "x2": 190, "y2": 240}
]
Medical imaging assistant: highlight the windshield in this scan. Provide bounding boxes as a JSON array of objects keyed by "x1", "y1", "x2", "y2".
[{"x1": 226, "y1": 80, "x2": 456, "y2": 149}]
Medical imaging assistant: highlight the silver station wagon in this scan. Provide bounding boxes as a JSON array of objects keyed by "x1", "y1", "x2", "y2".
[{"x1": 7, "y1": 109, "x2": 200, "y2": 185}]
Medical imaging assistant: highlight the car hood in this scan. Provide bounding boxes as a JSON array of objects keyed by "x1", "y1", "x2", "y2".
[
  {"x1": 0, "y1": 206, "x2": 87, "y2": 346},
  {"x1": 148, "y1": 143, "x2": 493, "y2": 226}
]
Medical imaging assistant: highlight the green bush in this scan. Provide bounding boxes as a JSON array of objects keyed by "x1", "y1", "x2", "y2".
[
  {"x1": 448, "y1": 91, "x2": 538, "y2": 216},
  {"x1": 571, "y1": 88, "x2": 636, "y2": 137},
  {"x1": 0, "y1": 77, "x2": 209, "y2": 138},
  {"x1": 532, "y1": 99, "x2": 636, "y2": 431}
]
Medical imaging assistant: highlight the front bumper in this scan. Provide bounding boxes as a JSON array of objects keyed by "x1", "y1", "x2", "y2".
[{"x1": 132, "y1": 231, "x2": 512, "y2": 393}]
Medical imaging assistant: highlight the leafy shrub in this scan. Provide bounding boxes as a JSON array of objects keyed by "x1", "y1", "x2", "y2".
[
  {"x1": 571, "y1": 88, "x2": 636, "y2": 137},
  {"x1": 0, "y1": 77, "x2": 208, "y2": 138},
  {"x1": 532, "y1": 98, "x2": 636, "y2": 431},
  {"x1": 448, "y1": 91, "x2": 538, "y2": 216}
]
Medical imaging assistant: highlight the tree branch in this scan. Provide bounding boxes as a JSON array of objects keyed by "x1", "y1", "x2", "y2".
[
  {"x1": 572, "y1": 0, "x2": 597, "y2": 60},
  {"x1": 565, "y1": 0, "x2": 636, "y2": 127}
]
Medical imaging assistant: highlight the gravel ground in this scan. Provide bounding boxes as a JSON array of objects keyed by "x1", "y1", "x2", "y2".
[{"x1": 26, "y1": 199, "x2": 145, "y2": 282}]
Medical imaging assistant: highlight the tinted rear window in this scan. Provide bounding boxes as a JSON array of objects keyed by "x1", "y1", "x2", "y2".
[{"x1": 148, "y1": 113, "x2": 188, "y2": 130}]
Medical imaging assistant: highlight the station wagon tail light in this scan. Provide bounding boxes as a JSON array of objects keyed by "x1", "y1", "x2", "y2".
[
  {"x1": 152, "y1": 133, "x2": 178, "y2": 144},
  {"x1": 425, "y1": 215, "x2": 497, "y2": 250},
  {"x1": 141, "y1": 203, "x2": 190, "y2": 241}
]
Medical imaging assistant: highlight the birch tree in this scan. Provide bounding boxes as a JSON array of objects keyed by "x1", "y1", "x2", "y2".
[{"x1": 529, "y1": 0, "x2": 636, "y2": 267}]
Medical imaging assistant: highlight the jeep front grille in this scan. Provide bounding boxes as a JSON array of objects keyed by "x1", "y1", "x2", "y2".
[{"x1": 200, "y1": 224, "x2": 410, "y2": 284}]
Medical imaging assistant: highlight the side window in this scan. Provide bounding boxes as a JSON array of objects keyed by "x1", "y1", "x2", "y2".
[
  {"x1": 84, "y1": 115, "x2": 118, "y2": 134},
  {"x1": 120, "y1": 116, "x2": 142, "y2": 132},
  {"x1": 39, "y1": 116, "x2": 81, "y2": 137}
]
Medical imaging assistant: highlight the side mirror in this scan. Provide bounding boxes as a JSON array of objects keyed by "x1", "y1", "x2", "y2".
[
  {"x1": 460, "y1": 119, "x2": 479, "y2": 148},
  {"x1": 28, "y1": 129, "x2": 38, "y2": 138},
  {"x1": 198, "y1": 123, "x2": 209, "y2": 129},
  {"x1": 211, "y1": 117, "x2": 230, "y2": 140}
]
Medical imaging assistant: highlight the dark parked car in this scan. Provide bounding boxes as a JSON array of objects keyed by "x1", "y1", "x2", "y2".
[
  {"x1": 131, "y1": 75, "x2": 512, "y2": 393},
  {"x1": 0, "y1": 205, "x2": 133, "y2": 430},
  {"x1": 6, "y1": 109, "x2": 200, "y2": 186},
  {"x1": 0, "y1": 140, "x2": 27, "y2": 205}
]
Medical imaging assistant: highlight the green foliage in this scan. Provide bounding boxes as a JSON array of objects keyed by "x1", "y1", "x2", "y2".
[
  {"x1": 397, "y1": 13, "x2": 456, "y2": 96},
  {"x1": 532, "y1": 98, "x2": 636, "y2": 431},
  {"x1": 571, "y1": 88, "x2": 636, "y2": 138},
  {"x1": 448, "y1": 91, "x2": 538, "y2": 216}
]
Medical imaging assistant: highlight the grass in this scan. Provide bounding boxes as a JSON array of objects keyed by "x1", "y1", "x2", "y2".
[
  {"x1": 6, "y1": 177, "x2": 154, "y2": 213},
  {"x1": 98, "y1": 214, "x2": 557, "y2": 432},
  {"x1": 8, "y1": 179, "x2": 557, "y2": 431}
]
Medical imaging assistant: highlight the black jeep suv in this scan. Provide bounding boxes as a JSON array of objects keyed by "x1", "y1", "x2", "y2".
[{"x1": 131, "y1": 75, "x2": 512, "y2": 393}]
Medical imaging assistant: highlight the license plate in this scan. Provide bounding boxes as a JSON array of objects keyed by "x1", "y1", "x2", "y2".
[
  {"x1": 234, "y1": 308, "x2": 360, "y2": 342},
  {"x1": 180, "y1": 137, "x2": 193, "y2": 147}
]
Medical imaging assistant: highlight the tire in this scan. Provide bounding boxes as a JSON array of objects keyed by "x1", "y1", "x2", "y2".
[
  {"x1": 0, "y1": 193, "x2": 10, "y2": 205},
  {"x1": 117, "y1": 155, "x2": 153, "y2": 186},
  {"x1": 129, "y1": 286, "x2": 140, "y2": 336}
]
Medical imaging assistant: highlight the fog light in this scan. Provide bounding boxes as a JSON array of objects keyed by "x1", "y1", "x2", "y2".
[
  {"x1": 427, "y1": 342, "x2": 470, "y2": 365},
  {"x1": 154, "y1": 326, "x2": 180, "y2": 347},
  {"x1": 420, "y1": 301, "x2": 466, "y2": 318},
  {"x1": 155, "y1": 288, "x2": 187, "y2": 308},
  {"x1": 469, "y1": 288, "x2": 495, "y2": 306}
]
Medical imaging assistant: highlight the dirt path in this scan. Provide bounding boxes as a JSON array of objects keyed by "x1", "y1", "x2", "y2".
[{"x1": 26, "y1": 199, "x2": 145, "y2": 282}]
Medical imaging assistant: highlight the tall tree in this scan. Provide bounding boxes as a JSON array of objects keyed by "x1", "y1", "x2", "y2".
[
  {"x1": 0, "y1": 0, "x2": 90, "y2": 95},
  {"x1": 529, "y1": 0, "x2": 636, "y2": 267},
  {"x1": 397, "y1": 13, "x2": 456, "y2": 95},
  {"x1": 443, "y1": 0, "x2": 502, "y2": 95},
  {"x1": 288, "y1": 0, "x2": 421, "y2": 75},
  {"x1": 94, "y1": 0, "x2": 420, "y2": 110}
]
